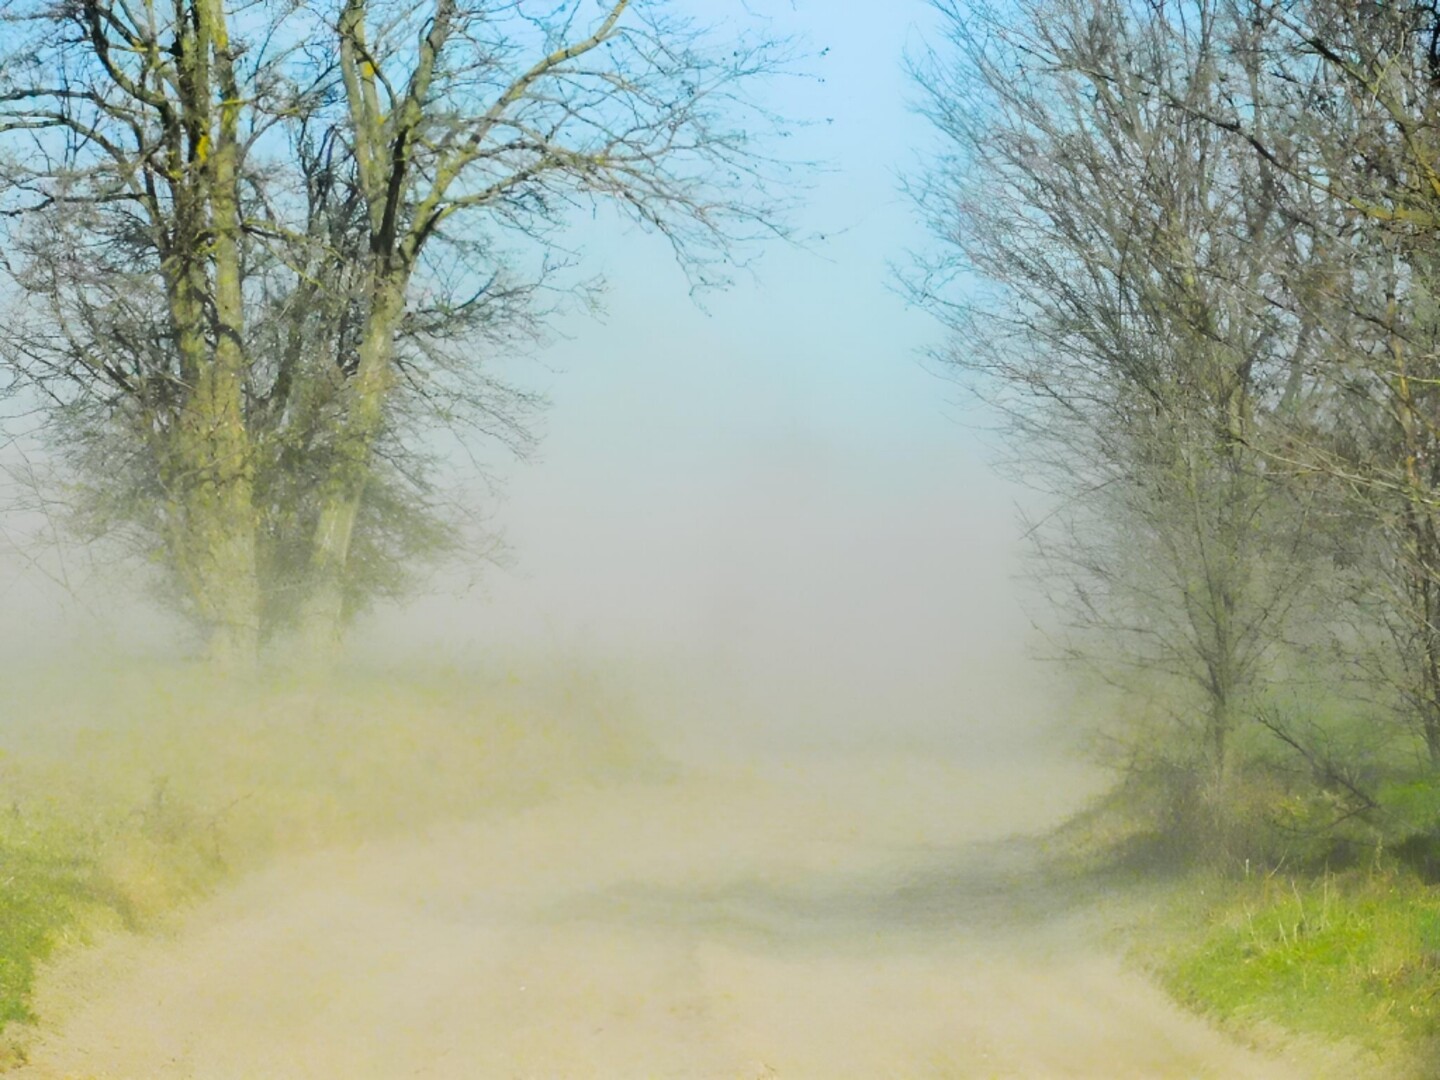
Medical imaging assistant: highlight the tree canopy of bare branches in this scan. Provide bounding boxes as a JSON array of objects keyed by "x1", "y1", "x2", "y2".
[
  {"x1": 0, "y1": 0, "x2": 800, "y2": 665},
  {"x1": 908, "y1": 0, "x2": 1440, "y2": 860}
]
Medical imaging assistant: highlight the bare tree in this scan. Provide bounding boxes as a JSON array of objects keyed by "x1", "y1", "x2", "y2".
[
  {"x1": 0, "y1": 0, "x2": 297, "y2": 664},
  {"x1": 0, "y1": 0, "x2": 799, "y2": 663},
  {"x1": 909, "y1": 0, "x2": 1321, "y2": 804},
  {"x1": 1176, "y1": 0, "x2": 1440, "y2": 766}
]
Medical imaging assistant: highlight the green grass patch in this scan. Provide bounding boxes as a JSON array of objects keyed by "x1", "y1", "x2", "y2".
[
  {"x1": 0, "y1": 817, "x2": 110, "y2": 1028},
  {"x1": 1152, "y1": 866, "x2": 1440, "y2": 1072},
  {"x1": 0, "y1": 656, "x2": 663, "y2": 1062}
]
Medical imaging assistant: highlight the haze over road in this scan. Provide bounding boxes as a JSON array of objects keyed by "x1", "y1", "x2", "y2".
[{"x1": 15, "y1": 745, "x2": 1303, "y2": 1080}]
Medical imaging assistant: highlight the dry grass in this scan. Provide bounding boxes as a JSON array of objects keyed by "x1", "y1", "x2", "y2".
[{"x1": 0, "y1": 655, "x2": 662, "y2": 1063}]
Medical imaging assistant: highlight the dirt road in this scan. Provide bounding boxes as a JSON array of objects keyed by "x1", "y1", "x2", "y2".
[{"x1": 15, "y1": 752, "x2": 1305, "y2": 1079}]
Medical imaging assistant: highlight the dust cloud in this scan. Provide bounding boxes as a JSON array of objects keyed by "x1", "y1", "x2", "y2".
[
  {"x1": 0, "y1": 366, "x2": 1322, "y2": 1076},
  {"x1": 0, "y1": 393, "x2": 1313, "y2": 1077},
  {"x1": 0, "y1": 3, "x2": 1315, "y2": 1076},
  {"x1": 15, "y1": 753, "x2": 1308, "y2": 1080}
]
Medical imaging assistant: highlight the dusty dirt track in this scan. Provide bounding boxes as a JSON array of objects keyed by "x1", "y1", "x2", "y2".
[{"x1": 14, "y1": 752, "x2": 1305, "y2": 1079}]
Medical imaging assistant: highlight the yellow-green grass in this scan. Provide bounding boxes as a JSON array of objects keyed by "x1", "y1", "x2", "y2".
[{"x1": 1150, "y1": 866, "x2": 1440, "y2": 1074}]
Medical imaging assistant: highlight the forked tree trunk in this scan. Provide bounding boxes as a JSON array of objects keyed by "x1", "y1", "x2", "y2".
[{"x1": 297, "y1": 276, "x2": 406, "y2": 661}]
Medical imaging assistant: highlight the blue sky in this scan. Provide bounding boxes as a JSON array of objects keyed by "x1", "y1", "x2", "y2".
[{"x1": 370, "y1": 0, "x2": 1051, "y2": 746}]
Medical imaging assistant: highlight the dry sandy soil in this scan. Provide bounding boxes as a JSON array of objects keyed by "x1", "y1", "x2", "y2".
[{"x1": 12, "y1": 749, "x2": 1308, "y2": 1079}]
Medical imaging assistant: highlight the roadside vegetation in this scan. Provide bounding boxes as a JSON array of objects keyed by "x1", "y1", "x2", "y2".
[
  {"x1": 1160, "y1": 869, "x2": 1440, "y2": 1066},
  {"x1": 1055, "y1": 752, "x2": 1440, "y2": 1076},
  {"x1": 0, "y1": 660, "x2": 659, "y2": 1065},
  {"x1": 909, "y1": 0, "x2": 1440, "y2": 1069}
]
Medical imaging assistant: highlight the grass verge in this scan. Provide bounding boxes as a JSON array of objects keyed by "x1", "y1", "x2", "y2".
[{"x1": 1141, "y1": 866, "x2": 1440, "y2": 1076}]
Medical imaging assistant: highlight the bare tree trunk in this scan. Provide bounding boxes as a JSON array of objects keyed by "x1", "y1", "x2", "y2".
[
  {"x1": 298, "y1": 276, "x2": 405, "y2": 660},
  {"x1": 165, "y1": 271, "x2": 259, "y2": 668},
  {"x1": 202, "y1": 0, "x2": 258, "y2": 668},
  {"x1": 1386, "y1": 289, "x2": 1440, "y2": 767},
  {"x1": 1205, "y1": 646, "x2": 1236, "y2": 792},
  {"x1": 159, "y1": 0, "x2": 259, "y2": 669},
  {"x1": 184, "y1": 368, "x2": 259, "y2": 668},
  {"x1": 1405, "y1": 524, "x2": 1440, "y2": 767}
]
